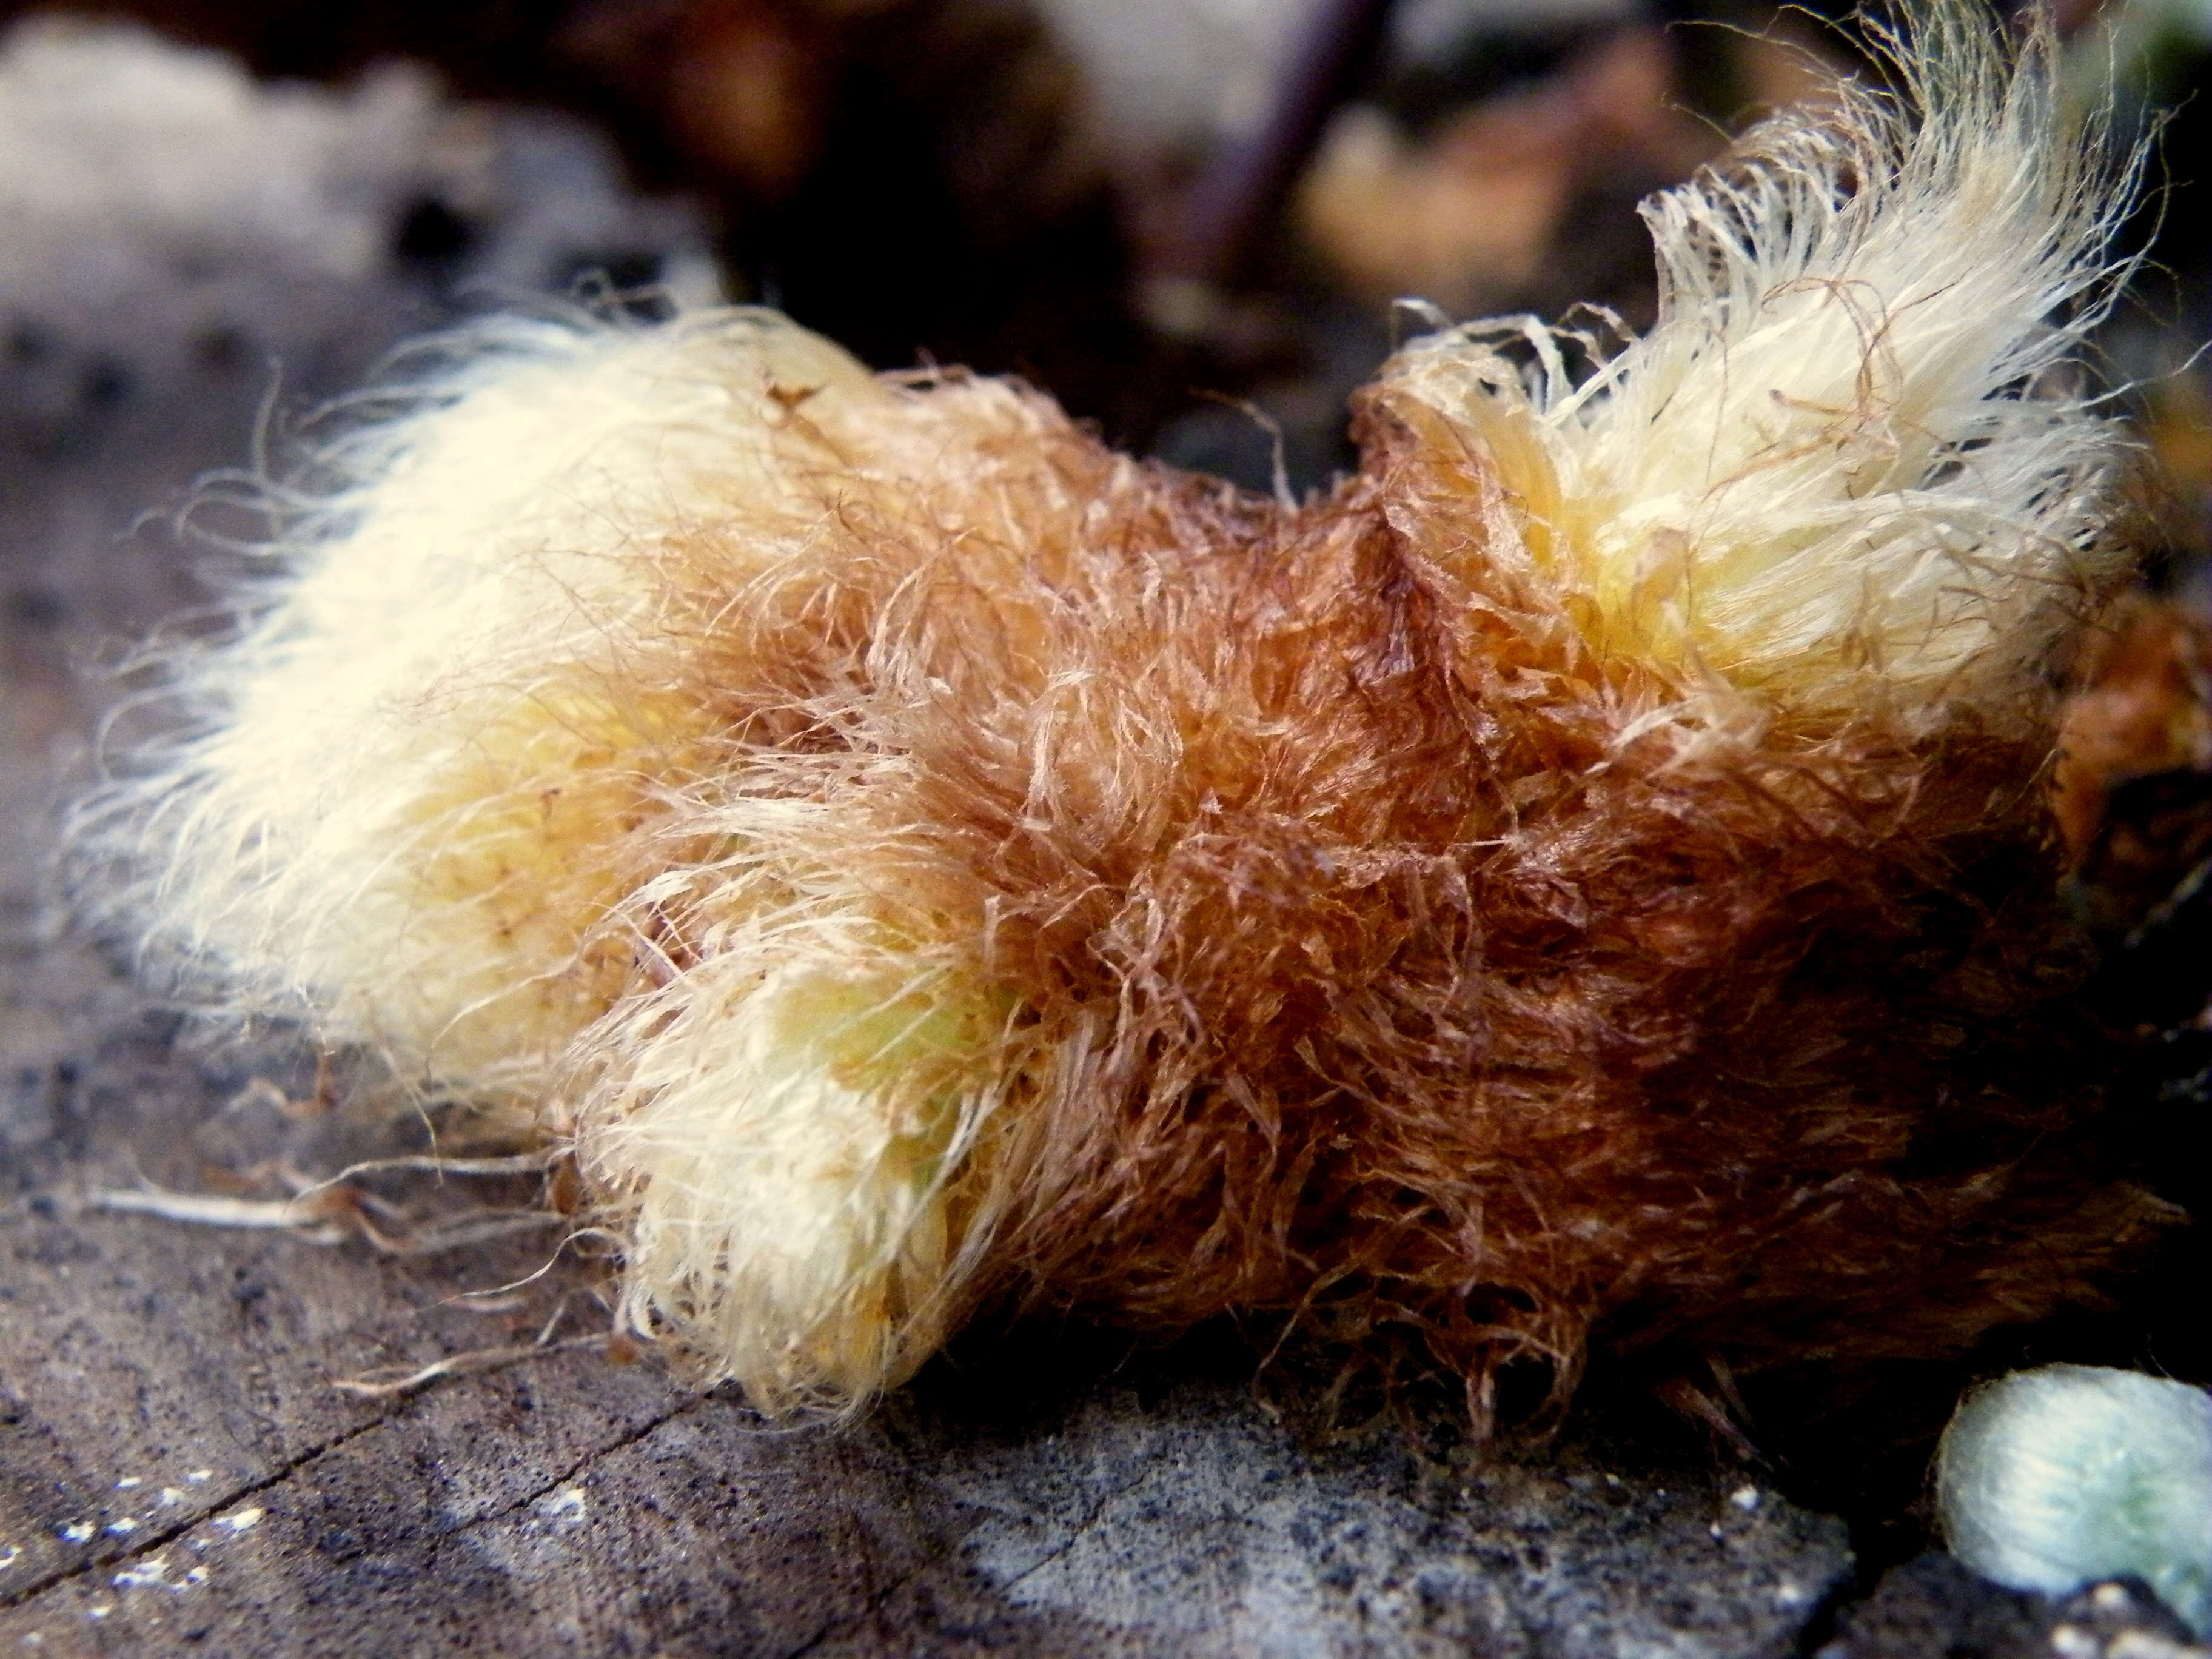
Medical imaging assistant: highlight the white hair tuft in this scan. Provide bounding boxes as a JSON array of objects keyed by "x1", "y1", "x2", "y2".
[{"x1": 1387, "y1": 2, "x2": 2137, "y2": 732}]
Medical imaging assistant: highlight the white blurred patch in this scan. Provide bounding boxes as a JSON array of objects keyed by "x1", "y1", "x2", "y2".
[
  {"x1": 1939, "y1": 1364, "x2": 2212, "y2": 1637},
  {"x1": 0, "y1": 18, "x2": 444, "y2": 292}
]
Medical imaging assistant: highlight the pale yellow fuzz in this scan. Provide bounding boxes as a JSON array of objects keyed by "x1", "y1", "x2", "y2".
[
  {"x1": 1389, "y1": 5, "x2": 2133, "y2": 734},
  {"x1": 581, "y1": 918, "x2": 1017, "y2": 1415},
  {"x1": 93, "y1": 310, "x2": 1015, "y2": 1409},
  {"x1": 130, "y1": 312, "x2": 890, "y2": 1090}
]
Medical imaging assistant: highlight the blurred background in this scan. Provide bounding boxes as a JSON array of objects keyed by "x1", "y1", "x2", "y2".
[
  {"x1": 3, "y1": 0, "x2": 2207, "y2": 489},
  {"x1": 3, "y1": 0, "x2": 2209, "y2": 566}
]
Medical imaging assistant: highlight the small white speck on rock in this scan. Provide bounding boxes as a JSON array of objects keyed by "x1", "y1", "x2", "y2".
[
  {"x1": 111, "y1": 1557, "x2": 178, "y2": 1590},
  {"x1": 534, "y1": 1486, "x2": 588, "y2": 1531}
]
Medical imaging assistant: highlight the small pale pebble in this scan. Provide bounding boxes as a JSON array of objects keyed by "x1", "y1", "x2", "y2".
[
  {"x1": 217, "y1": 1508, "x2": 263, "y2": 1533},
  {"x1": 111, "y1": 1558, "x2": 173, "y2": 1590},
  {"x1": 59, "y1": 1524, "x2": 93, "y2": 1544},
  {"x1": 2048, "y1": 1624, "x2": 2097, "y2": 1659},
  {"x1": 184, "y1": 1471, "x2": 210, "y2": 1484},
  {"x1": 535, "y1": 1487, "x2": 587, "y2": 1529},
  {"x1": 113, "y1": 1478, "x2": 141, "y2": 1492},
  {"x1": 1708, "y1": 1522, "x2": 1725, "y2": 1539},
  {"x1": 2094, "y1": 1583, "x2": 2131, "y2": 1610},
  {"x1": 85, "y1": 1606, "x2": 109, "y2": 1621},
  {"x1": 0, "y1": 1545, "x2": 19, "y2": 1570},
  {"x1": 184, "y1": 1567, "x2": 209, "y2": 1586},
  {"x1": 2106, "y1": 1637, "x2": 2184, "y2": 1659},
  {"x1": 22, "y1": 1632, "x2": 45, "y2": 1646},
  {"x1": 104, "y1": 1518, "x2": 138, "y2": 1536},
  {"x1": 158, "y1": 1489, "x2": 184, "y2": 1507},
  {"x1": 1774, "y1": 1579, "x2": 1807, "y2": 1608},
  {"x1": 1731, "y1": 1486, "x2": 1761, "y2": 1512}
]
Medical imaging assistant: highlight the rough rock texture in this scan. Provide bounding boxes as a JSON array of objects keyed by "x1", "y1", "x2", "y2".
[
  {"x1": 1820, "y1": 1555, "x2": 2210, "y2": 1659},
  {"x1": 0, "y1": 1107, "x2": 1858, "y2": 1657}
]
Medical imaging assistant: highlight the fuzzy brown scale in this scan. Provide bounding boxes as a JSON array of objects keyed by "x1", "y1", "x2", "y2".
[{"x1": 554, "y1": 364, "x2": 2164, "y2": 1412}]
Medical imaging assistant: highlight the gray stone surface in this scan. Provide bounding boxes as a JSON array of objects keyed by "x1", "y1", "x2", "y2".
[
  {"x1": 1817, "y1": 1557, "x2": 2211, "y2": 1659},
  {"x1": 0, "y1": 1115, "x2": 1859, "y2": 1655},
  {"x1": 904, "y1": 1382, "x2": 1846, "y2": 1654}
]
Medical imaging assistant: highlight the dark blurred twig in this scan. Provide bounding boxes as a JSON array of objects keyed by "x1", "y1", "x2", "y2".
[{"x1": 1162, "y1": 0, "x2": 1401, "y2": 294}]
